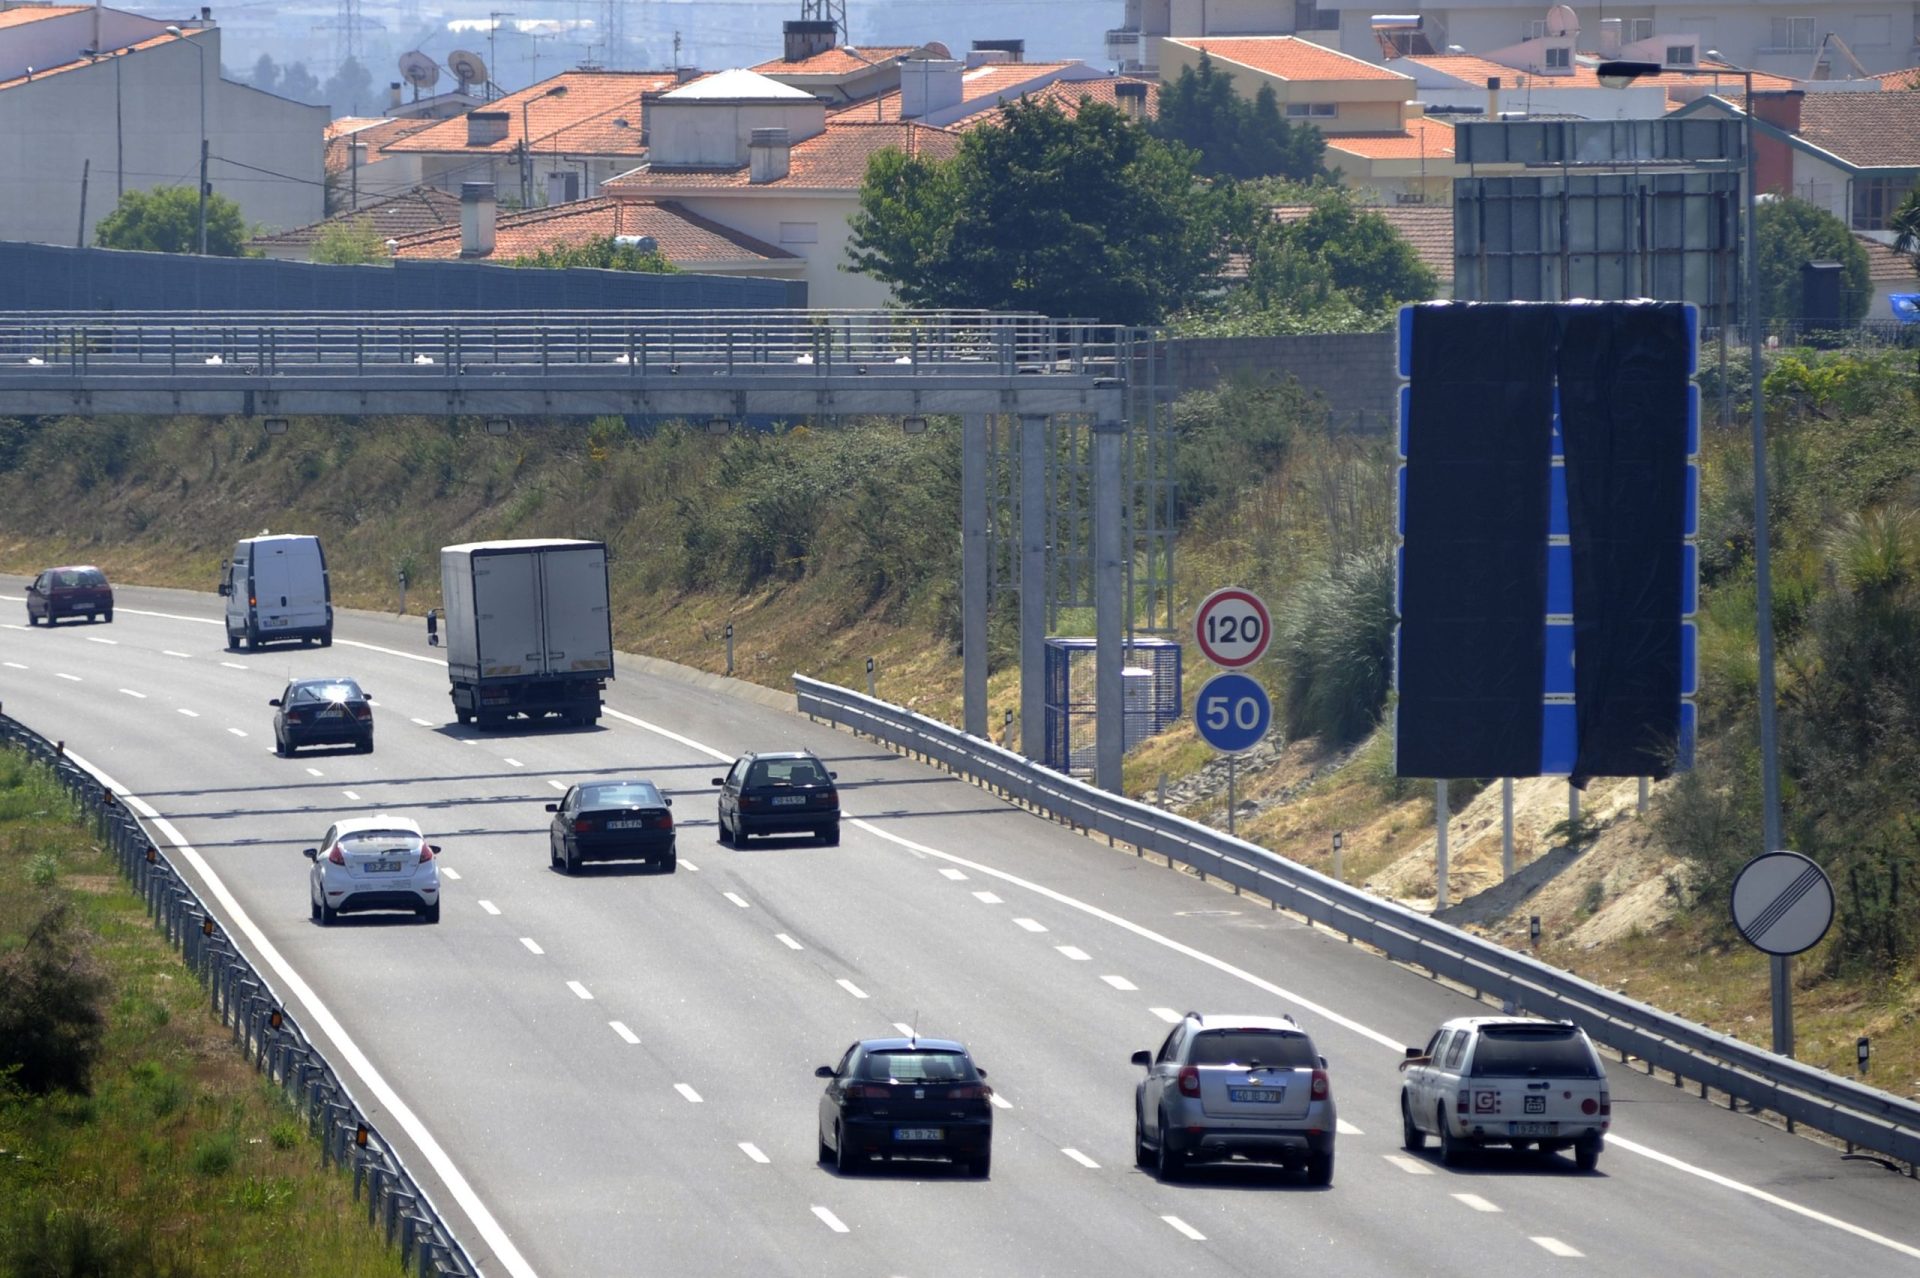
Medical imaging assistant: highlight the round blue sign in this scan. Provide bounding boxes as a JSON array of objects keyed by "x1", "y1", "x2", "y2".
[{"x1": 1193, "y1": 672, "x2": 1272, "y2": 753}]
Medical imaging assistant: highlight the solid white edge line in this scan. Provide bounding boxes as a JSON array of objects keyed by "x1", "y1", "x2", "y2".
[
  {"x1": 609, "y1": 1022, "x2": 640, "y2": 1045},
  {"x1": 675, "y1": 1083, "x2": 703, "y2": 1103},
  {"x1": 1061, "y1": 1148, "x2": 1100, "y2": 1169},
  {"x1": 1160, "y1": 1216, "x2": 1205, "y2": 1241},
  {"x1": 601, "y1": 706, "x2": 732, "y2": 761},
  {"x1": 61, "y1": 749, "x2": 539, "y2": 1278},
  {"x1": 739, "y1": 1142, "x2": 770, "y2": 1164},
  {"x1": 810, "y1": 1206, "x2": 849, "y2": 1234}
]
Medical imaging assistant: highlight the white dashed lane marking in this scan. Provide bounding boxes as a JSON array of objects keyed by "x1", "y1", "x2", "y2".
[
  {"x1": 1055, "y1": 946, "x2": 1090, "y2": 961},
  {"x1": 1383, "y1": 1155, "x2": 1434, "y2": 1175},
  {"x1": 2, "y1": 661, "x2": 27, "y2": 669},
  {"x1": 440, "y1": 868, "x2": 460, "y2": 880},
  {"x1": 86, "y1": 636, "x2": 117, "y2": 645},
  {"x1": 1100, "y1": 975, "x2": 1136, "y2": 991},
  {"x1": 988, "y1": 1093, "x2": 1012, "y2": 1110},
  {"x1": 1062, "y1": 1148, "x2": 1100, "y2": 1169},
  {"x1": 681, "y1": 861, "x2": 700, "y2": 872},
  {"x1": 723, "y1": 891, "x2": 751, "y2": 908},
  {"x1": 221, "y1": 661, "x2": 247, "y2": 670},
  {"x1": 1013, "y1": 917, "x2": 1048, "y2": 932},
  {"x1": 1149, "y1": 1007, "x2": 1183, "y2": 1023},
  {"x1": 739, "y1": 1143, "x2": 770, "y2": 1164},
  {"x1": 342, "y1": 790, "x2": 360, "y2": 801},
  {"x1": 411, "y1": 718, "x2": 434, "y2": 727},
  {"x1": 1161, "y1": 1217, "x2": 1205, "y2": 1242},
  {"x1": 675, "y1": 1084, "x2": 703, "y2": 1104},
  {"x1": 1532, "y1": 1238, "x2": 1583, "y2": 1258},
  {"x1": 478, "y1": 900, "x2": 501, "y2": 915},
  {"x1": 228, "y1": 727, "x2": 247, "y2": 737},
  {"x1": 520, "y1": 938, "x2": 544, "y2": 955},
  {"x1": 177, "y1": 707, "x2": 199, "y2": 717},
  {"x1": 972, "y1": 891, "x2": 1003, "y2": 904},
  {"x1": 163, "y1": 650, "x2": 191, "y2": 658},
  {"x1": 1454, "y1": 1193, "x2": 1501, "y2": 1213},
  {"x1": 836, "y1": 979, "x2": 869, "y2": 1000},
  {"x1": 939, "y1": 868, "x2": 968, "y2": 881},
  {"x1": 305, "y1": 767, "x2": 322, "y2": 777},
  {"x1": 893, "y1": 1023, "x2": 916, "y2": 1037},
  {"x1": 567, "y1": 981, "x2": 594, "y2": 1000},
  {"x1": 503, "y1": 757, "x2": 524, "y2": 768},
  {"x1": 119, "y1": 688, "x2": 147, "y2": 699},
  {"x1": 811, "y1": 1206, "x2": 849, "y2": 1234},
  {"x1": 56, "y1": 673, "x2": 81, "y2": 682},
  {"x1": 1337, "y1": 1119, "x2": 1363, "y2": 1136},
  {"x1": 610, "y1": 1022, "x2": 640, "y2": 1045},
  {"x1": 547, "y1": 780, "x2": 567, "y2": 792},
  {"x1": 776, "y1": 933, "x2": 803, "y2": 950}
]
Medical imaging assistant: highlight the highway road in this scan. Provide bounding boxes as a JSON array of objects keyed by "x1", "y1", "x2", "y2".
[{"x1": 4, "y1": 576, "x2": 1917, "y2": 1277}]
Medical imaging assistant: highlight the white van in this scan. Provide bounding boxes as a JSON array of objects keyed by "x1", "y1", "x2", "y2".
[{"x1": 220, "y1": 534, "x2": 333, "y2": 649}]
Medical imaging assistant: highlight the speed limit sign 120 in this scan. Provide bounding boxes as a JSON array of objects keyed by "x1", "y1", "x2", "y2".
[{"x1": 1194, "y1": 586, "x2": 1272, "y2": 669}]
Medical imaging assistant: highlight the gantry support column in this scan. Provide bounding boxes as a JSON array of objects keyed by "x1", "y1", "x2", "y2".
[
  {"x1": 961, "y1": 412, "x2": 989, "y2": 739},
  {"x1": 1019, "y1": 413, "x2": 1049, "y2": 764},
  {"x1": 1093, "y1": 419, "x2": 1125, "y2": 794}
]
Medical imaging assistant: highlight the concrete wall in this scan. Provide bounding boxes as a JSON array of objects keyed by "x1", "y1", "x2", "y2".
[
  {"x1": 647, "y1": 99, "x2": 826, "y2": 167},
  {"x1": 1165, "y1": 332, "x2": 1398, "y2": 432}
]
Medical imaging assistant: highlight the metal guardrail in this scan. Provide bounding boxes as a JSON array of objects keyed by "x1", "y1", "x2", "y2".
[
  {"x1": 796, "y1": 674, "x2": 1920, "y2": 1172},
  {"x1": 0, "y1": 713, "x2": 480, "y2": 1275}
]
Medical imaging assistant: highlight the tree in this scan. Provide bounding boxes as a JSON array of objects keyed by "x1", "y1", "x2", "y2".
[
  {"x1": 278, "y1": 61, "x2": 321, "y2": 104},
  {"x1": 1252, "y1": 195, "x2": 1437, "y2": 313},
  {"x1": 511, "y1": 236, "x2": 678, "y2": 272},
  {"x1": 847, "y1": 98, "x2": 1228, "y2": 324},
  {"x1": 94, "y1": 185, "x2": 249, "y2": 256},
  {"x1": 310, "y1": 217, "x2": 390, "y2": 264},
  {"x1": 1150, "y1": 52, "x2": 1326, "y2": 183},
  {"x1": 249, "y1": 52, "x2": 279, "y2": 92},
  {"x1": 323, "y1": 57, "x2": 373, "y2": 117},
  {"x1": 1891, "y1": 184, "x2": 1920, "y2": 278},
  {"x1": 1756, "y1": 196, "x2": 1871, "y2": 325}
]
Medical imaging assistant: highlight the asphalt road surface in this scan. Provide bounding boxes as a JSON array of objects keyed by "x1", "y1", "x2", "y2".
[{"x1": 4, "y1": 577, "x2": 1917, "y2": 1277}]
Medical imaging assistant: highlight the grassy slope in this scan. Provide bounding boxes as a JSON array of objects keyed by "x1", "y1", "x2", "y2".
[
  {"x1": 0, "y1": 748, "x2": 400, "y2": 1273},
  {"x1": 1, "y1": 399, "x2": 1916, "y2": 1102}
]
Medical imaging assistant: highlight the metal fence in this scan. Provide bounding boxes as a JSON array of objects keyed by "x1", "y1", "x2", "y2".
[
  {"x1": 795, "y1": 674, "x2": 1920, "y2": 1173},
  {"x1": 0, "y1": 713, "x2": 479, "y2": 1275}
]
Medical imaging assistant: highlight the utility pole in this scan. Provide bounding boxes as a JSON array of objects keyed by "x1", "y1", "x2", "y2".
[{"x1": 488, "y1": 11, "x2": 513, "y2": 102}]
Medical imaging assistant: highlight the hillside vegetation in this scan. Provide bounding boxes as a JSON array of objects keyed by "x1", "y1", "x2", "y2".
[{"x1": 1, "y1": 342, "x2": 1917, "y2": 1097}]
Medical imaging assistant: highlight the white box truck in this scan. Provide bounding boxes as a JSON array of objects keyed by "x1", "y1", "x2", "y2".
[
  {"x1": 220, "y1": 534, "x2": 333, "y2": 649},
  {"x1": 437, "y1": 539, "x2": 613, "y2": 727}
]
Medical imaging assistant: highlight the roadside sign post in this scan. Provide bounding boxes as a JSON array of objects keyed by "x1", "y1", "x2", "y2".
[
  {"x1": 725, "y1": 622, "x2": 734, "y2": 677},
  {"x1": 1730, "y1": 851, "x2": 1835, "y2": 1059}
]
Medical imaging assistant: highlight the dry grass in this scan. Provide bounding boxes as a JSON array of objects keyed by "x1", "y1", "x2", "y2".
[{"x1": 0, "y1": 748, "x2": 401, "y2": 1273}]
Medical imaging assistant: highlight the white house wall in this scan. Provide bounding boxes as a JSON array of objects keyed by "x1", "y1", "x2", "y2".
[
  {"x1": 0, "y1": 8, "x2": 170, "y2": 80},
  {"x1": 647, "y1": 100, "x2": 828, "y2": 167},
  {"x1": 669, "y1": 192, "x2": 889, "y2": 309}
]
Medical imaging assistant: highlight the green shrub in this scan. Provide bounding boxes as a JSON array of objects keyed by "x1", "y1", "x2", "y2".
[
  {"x1": 0, "y1": 904, "x2": 108, "y2": 1095},
  {"x1": 1276, "y1": 544, "x2": 1395, "y2": 746},
  {"x1": 188, "y1": 1132, "x2": 237, "y2": 1178}
]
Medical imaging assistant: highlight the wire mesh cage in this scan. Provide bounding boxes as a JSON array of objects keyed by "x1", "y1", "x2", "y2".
[{"x1": 1043, "y1": 637, "x2": 1182, "y2": 775}]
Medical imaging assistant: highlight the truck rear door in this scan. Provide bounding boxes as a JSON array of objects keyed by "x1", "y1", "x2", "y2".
[
  {"x1": 471, "y1": 552, "x2": 543, "y2": 678},
  {"x1": 538, "y1": 545, "x2": 612, "y2": 675}
]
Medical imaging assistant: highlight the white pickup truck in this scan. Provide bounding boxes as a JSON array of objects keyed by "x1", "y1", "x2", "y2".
[{"x1": 1399, "y1": 1016, "x2": 1611, "y2": 1171}]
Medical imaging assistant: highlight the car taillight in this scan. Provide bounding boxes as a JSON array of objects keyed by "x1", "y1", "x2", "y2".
[
  {"x1": 286, "y1": 712, "x2": 306, "y2": 723},
  {"x1": 352, "y1": 705, "x2": 371, "y2": 721},
  {"x1": 652, "y1": 813, "x2": 673, "y2": 830},
  {"x1": 249, "y1": 596, "x2": 257, "y2": 607},
  {"x1": 1599, "y1": 1093, "x2": 1611, "y2": 1117},
  {"x1": 328, "y1": 845, "x2": 344, "y2": 865},
  {"x1": 418, "y1": 842, "x2": 434, "y2": 864},
  {"x1": 818, "y1": 789, "x2": 836, "y2": 805},
  {"x1": 849, "y1": 1084, "x2": 891, "y2": 1099},
  {"x1": 1177, "y1": 1066, "x2": 1201, "y2": 1097},
  {"x1": 1581, "y1": 1097, "x2": 1598, "y2": 1116},
  {"x1": 1310, "y1": 1069, "x2": 1329, "y2": 1100},
  {"x1": 1456, "y1": 1090, "x2": 1470, "y2": 1117},
  {"x1": 740, "y1": 796, "x2": 760, "y2": 810},
  {"x1": 948, "y1": 1084, "x2": 992, "y2": 1100},
  {"x1": 574, "y1": 818, "x2": 594, "y2": 834}
]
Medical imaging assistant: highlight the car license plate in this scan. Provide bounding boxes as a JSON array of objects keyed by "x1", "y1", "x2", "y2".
[
  {"x1": 772, "y1": 795, "x2": 806, "y2": 806},
  {"x1": 894, "y1": 1128, "x2": 942, "y2": 1141},
  {"x1": 1509, "y1": 1122, "x2": 1556, "y2": 1137},
  {"x1": 1229, "y1": 1088, "x2": 1284, "y2": 1103},
  {"x1": 266, "y1": 617, "x2": 287, "y2": 627},
  {"x1": 367, "y1": 860, "x2": 404, "y2": 873},
  {"x1": 606, "y1": 820, "x2": 645, "y2": 830}
]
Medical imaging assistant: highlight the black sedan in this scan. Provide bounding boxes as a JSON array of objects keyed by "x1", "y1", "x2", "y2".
[
  {"x1": 816, "y1": 1037, "x2": 993, "y2": 1177},
  {"x1": 271, "y1": 678, "x2": 373, "y2": 756},
  {"x1": 548, "y1": 779, "x2": 675, "y2": 874},
  {"x1": 714, "y1": 750, "x2": 839, "y2": 845}
]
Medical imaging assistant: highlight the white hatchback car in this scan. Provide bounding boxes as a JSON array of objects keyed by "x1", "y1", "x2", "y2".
[
  {"x1": 305, "y1": 815, "x2": 441, "y2": 925},
  {"x1": 1399, "y1": 1016, "x2": 1610, "y2": 1170}
]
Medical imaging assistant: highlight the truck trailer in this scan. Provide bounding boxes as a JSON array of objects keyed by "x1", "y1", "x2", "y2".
[{"x1": 438, "y1": 539, "x2": 613, "y2": 727}]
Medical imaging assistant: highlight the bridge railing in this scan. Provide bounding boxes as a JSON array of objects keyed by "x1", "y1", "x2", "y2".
[
  {"x1": 795, "y1": 674, "x2": 1920, "y2": 1172},
  {"x1": 0, "y1": 712, "x2": 481, "y2": 1276}
]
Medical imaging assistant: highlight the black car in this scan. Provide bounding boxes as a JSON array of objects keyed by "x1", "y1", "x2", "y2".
[
  {"x1": 26, "y1": 565, "x2": 113, "y2": 626},
  {"x1": 713, "y1": 750, "x2": 839, "y2": 845},
  {"x1": 271, "y1": 678, "x2": 373, "y2": 756},
  {"x1": 816, "y1": 1037, "x2": 993, "y2": 1177},
  {"x1": 547, "y1": 779, "x2": 675, "y2": 874}
]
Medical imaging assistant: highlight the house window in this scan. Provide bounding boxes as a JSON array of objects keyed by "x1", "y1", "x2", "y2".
[
  {"x1": 1852, "y1": 176, "x2": 1917, "y2": 231},
  {"x1": 1525, "y1": 19, "x2": 1546, "y2": 39},
  {"x1": 1293, "y1": 0, "x2": 1339, "y2": 31},
  {"x1": 1285, "y1": 102, "x2": 1338, "y2": 118},
  {"x1": 778, "y1": 221, "x2": 819, "y2": 244},
  {"x1": 1626, "y1": 18, "x2": 1654, "y2": 43},
  {"x1": 1545, "y1": 46, "x2": 1571, "y2": 68},
  {"x1": 1770, "y1": 16, "x2": 1816, "y2": 50},
  {"x1": 1665, "y1": 44, "x2": 1695, "y2": 65}
]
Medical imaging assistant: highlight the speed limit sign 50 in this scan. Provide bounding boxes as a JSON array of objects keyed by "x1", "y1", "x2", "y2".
[{"x1": 1194, "y1": 586, "x2": 1272, "y2": 669}]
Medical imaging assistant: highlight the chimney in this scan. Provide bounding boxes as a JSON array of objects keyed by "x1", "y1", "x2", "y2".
[
  {"x1": 1115, "y1": 79, "x2": 1147, "y2": 120},
  {"x1": 675, "y1": 65, "x2": 700, "y2": 83},
  {"x1": 1750, "y1": 90, "x2": 1803, "y2": 194},
  {"x1": 466, "y1": 110, "x2": 510, "y2": 146},
  {"x1": 1486, "y1": 75, "x2": 1500, "y2": 118},
  {"x1": 900, "y1": 57, "x2": 963, "y2": 120},
  {"x1": 1598, "y1": 18, "x2": 1622, "y2": 57},
  {"x1": 389, "y1": 80, "x2": 402, "y2": 110},
  {"x1": 200, "y1": 6, "x2": 211, "y2": 20},
  {"x1": 748, "y1": 127, "x2": 791, "y2": 183},
  {"x1": 971, "y1": 38, "x2": 1024, "y2": 63},
  {"x1": 460, "y1": 181, "x2": 496, "y2": 257},
  {"x1": 783, "y1": 19, "x2": 837, "y2": 62}
]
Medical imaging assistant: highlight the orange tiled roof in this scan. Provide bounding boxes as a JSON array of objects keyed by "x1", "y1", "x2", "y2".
[
  {"x1": 0, "y1": 5, "x2": 86, "y2": 29},
  {"x1": 751, "y1": 45, "x2": 918, "y2": 76},
  {"x1": 1168, "y1": 37, "x2": 1409, "y2": 83},
  {"x1": 389, "y1": 196, "x2": 797, "y2": 265},
  {"x1": 1272, "y1": 201, "x2": 1453, "y2": 281},
  {"x1": 324, "y1": 116, "x2": 439, "y2": 175},
  {"x1": 382, "y1": 70, "x2": 678, "y2": 157},
  {"x1": 1871, "y1": 66, "x2": 1920, "y2": 91},
  {"x1": 1793, "y1": 91, "x2": 1920, "y2": 167},
  {"x1": 606, "y1": 120, "x2": 961, "y2": 192},
  {"x1": 1323, "y1": 115, "x2": 1455, "y2": 160},
  {"x1": 1400, "y1": 53, "x2": 1535, "y2": 86},
  {"x1": 249, "y1": 187, "x2": 464, "y2": 250},
  {"x1": 1857, "y1": 232, "x2": 1917, "y2": 284},
  {"x1": 828, "y1": 61, "x2": 1089, "y2": 123},
  {"x1": 953, "y1": 76, "x2": 1159, "y2": 129},
  {"x1": 0, "y1": 30, "x2": 183, "y2": 92}
]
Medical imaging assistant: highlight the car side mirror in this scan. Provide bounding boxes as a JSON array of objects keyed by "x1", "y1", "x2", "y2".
[
  {"x1": 711, "y1": 778, "x2": 725, "y2": 786},
  {"x1": 218, "y1": 582, "x2": 231, "y2": 597},
  {"x1": 829, "y1": 771, "x2": 838, "y2": 779},
  {"x1": 1130, "y1": 1050, "x2": 1152, "y2": 1068},
  {"x1": 976, "y1": 1067, "x2": 988, "y2": 1078},
  {"x1": 1319, "y1": 1056, "x2": 1329, "y2": 1070},
  {"x1": 545, "y1": 803, "x2": 558, "y2": 812},
  {"x1": 663, "y1": 796, "x2": 673, "y2": 807},
  {"x1": 814, "y1": 1065, "x2": 835, "y2": 1078},
  {"x1": 302, "y1": 848, "x2": 317, "y2": 860},
  {"x1": 427, "y1": 845, "x2": 442, "y2": 856},
  {"x1": 269, "y1": 698, "x2": 282, "y2": 707},
  {"x1": 1405, "y1": 1046, "x2": 1424, "y2": 1059}
]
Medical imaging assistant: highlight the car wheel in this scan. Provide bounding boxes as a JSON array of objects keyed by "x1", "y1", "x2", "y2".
[
  {"x1": 320, "y1": 899, "x2": 338, "y2": 926},
  {"x1": 25, "y1": 611, "x2": 37, "y2": 626},
  {"x1": 456, "y1": 708, "x2": 472, "y2": 725},
  {"x1": 243, "y1": 627, "x2": 257, "y2": 650},
  {"x1": 1574, "y1": 1133, "x2": 1602, "y2": 1172},
  {"x1": 818, "y1": 1126, "x2": 834, "y2": 1165},
  {"x1": 319, "y1": 630, "x2": 333, "y2": 648},
  {"x1": 716, "y1": 809, "x2": 732, "y2": 845},
  {"x1": 1437, "y1": 1107, "x2": 1463, "y2": 1167},
  {"x1": 1400, "y1": 1094, "x2": 1427, "y2": 1152},
  {"x1": 968, "y1": 1149, "x2": 991, "y2": 1179},
  {"x1": 225, "y1": 629, "x2": 239, "y2": 650},
  {"x1": 562, "y1": 842, "x2": 579, "y2": 876},
  {"x1": 834, "y1": 1124, "x2": 861, "y2": 1176},
  {"x1": 1305, "y1": 1148, "x2": 1334, "y2": 1187},
  {"x1": 817, "y1": 823, "x2": 840, "y2": 847},
  {"x1": 659, "y1": 850, "x2": 677, "y2": 874},
  {"x1": 734, "y1": 819, "x2": 751, "y2": 846},
  {"x1": 310, "y1": 893, "x2": 321, "y2": 922},
  {"x1": 1155, "y1": 1110, "x2": 1184, "y2": 1181},
  {"x1": 102, "y1": 609, "x2": 112, "y2": 623},
  {"x1": 1134, "y1": 1106, "x2": 1154, "y2": 1169},
  {"x1": 358, "y1": 737, "x2": 374, "y2": 754},
  {"x1": 550, "y1": 837, "x2": 561, "y2": 870},
  {"x1": 420, "y1": 900, "x2": 441, "y2": 924},
  {"x1": 274, "y1": 734, "x2": 289, "y2": 758}
]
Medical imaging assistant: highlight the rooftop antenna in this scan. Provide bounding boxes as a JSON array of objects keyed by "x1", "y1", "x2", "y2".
[
  {"x1": 800, "y1": 0, "x2": 847, "y2": 45},
  {"x1": 487, "y1": 11, "x2": 514, "y2": 102}
]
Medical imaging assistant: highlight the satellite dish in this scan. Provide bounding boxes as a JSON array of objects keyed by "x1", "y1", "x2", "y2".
[
  {"x1": 398, "y1": 50, "x2": 442, "y2": 91},
  {"x1": 1545, "y1": 4, "x2": 1579, "y2": 36},
  {"x1": 448, "y1": 49, "x2": 488, "y2": 91}
]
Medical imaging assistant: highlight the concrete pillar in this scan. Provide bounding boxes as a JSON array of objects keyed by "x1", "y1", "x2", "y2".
[
  {"x1": 962, "y1": 412, "x2": 989, "y2": 738},
  {"x1": 1435, "y1": 780, "x2": 1450, "y2": 910},
  {"x1": 1501, "y1": 777, "x2": 1514, "y2": 879},
  {"x1": 1019, "y1": 413, "x2": 1048, "y2": 764},
  {"x1": 1093, "y1": 419, "x2": 1124, "y2": 793}
]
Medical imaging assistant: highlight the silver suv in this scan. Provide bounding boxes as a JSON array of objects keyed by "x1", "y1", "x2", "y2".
[{"x1": 1131, "y1": 1012, "x2": 1336, "y2": 1184}]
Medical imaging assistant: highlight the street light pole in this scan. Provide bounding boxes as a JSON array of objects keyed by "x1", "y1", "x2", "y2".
[
  {"x1": 520, "y1": 83, "x2": 568, "y2": 208},
  {"x1": 165, "y1": 25, "x2": 208, "y2": 253}
]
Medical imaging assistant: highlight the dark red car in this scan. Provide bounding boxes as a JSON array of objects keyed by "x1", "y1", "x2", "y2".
[{"x1": 26, "y1": 565, "x2": 114, "y2": 626}]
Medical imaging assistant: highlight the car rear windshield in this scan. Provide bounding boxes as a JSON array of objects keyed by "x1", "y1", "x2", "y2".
[
  {"x1": 862, "y1": 1051, "x2": 978, "y2": 1083},
  {"x1": 747, "y1": 759, "x2": 828, "y2": 786},
  {"x1": 339, "y1": 830, "x2": 418, "y2": 853},
  {"x1": 294, "y1": 681, "x2": 362, "y2": 702},
  {"x1": 1190, "y1": 1030, "x2": 1317, "y2": 1068},
  {"x1": 1470, "y1": 1026, "x2": 1600, "y2": 1078},
  {"x1": 53, "y1": 569, "x2": 106, "y2": 588},
  {"x1": 581, "y1": 782, "x2": 662, "y2": 809}
]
